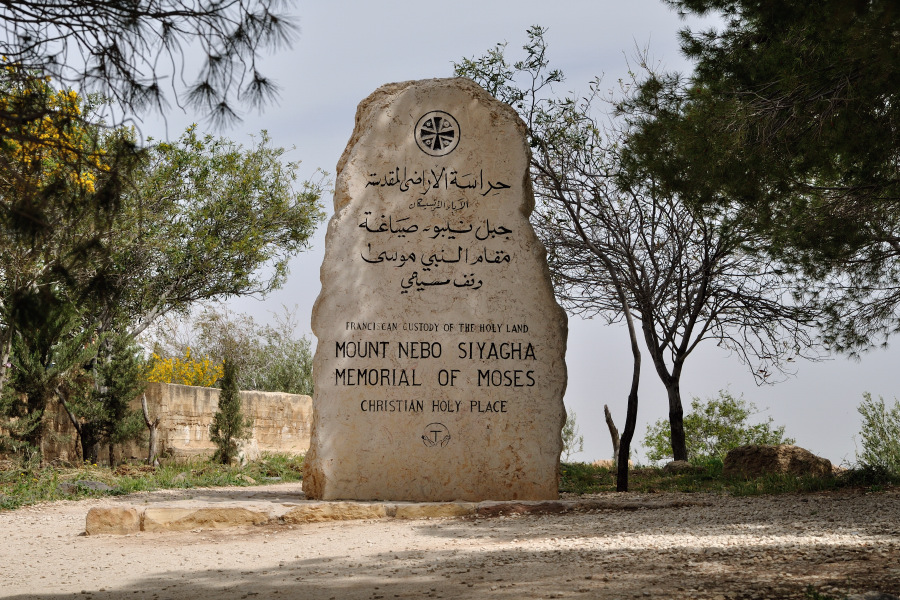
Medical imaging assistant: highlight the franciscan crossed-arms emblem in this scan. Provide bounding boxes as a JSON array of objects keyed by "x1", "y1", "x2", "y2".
[{"x1": 415, "y1": 111, "x2": 460, "y2": 157}]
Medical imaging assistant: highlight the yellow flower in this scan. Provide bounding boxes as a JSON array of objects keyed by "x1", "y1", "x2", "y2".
[
  {"x1": 147, "y1": 347, "x2": 223, "y2": 387},
  {"x1": 1, "y1": 76, "x2": 106, "y2": 196}
]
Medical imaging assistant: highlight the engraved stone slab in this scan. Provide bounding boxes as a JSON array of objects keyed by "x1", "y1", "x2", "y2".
[{"x1": 303, "y1": 78, "x2": 568, "y2": 501}]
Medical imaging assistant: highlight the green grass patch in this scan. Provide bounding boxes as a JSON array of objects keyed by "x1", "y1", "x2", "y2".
[
  {"x1": 559, "y1": 460, "x2": 899, "y2": 496},
  {"x1": 0, "y1": 453, "x2": 304, "y2": 511},
  {"x1": 559, "y1": 462, "x2": 615, "y2": 494},
  {"x1": 4, "y1": 455, "x2": 897, "y2": 512}
]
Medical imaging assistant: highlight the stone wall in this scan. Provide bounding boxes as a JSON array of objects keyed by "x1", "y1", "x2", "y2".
[{"x1": 38, "y1": 382, "x2": 312, "y2": 464}]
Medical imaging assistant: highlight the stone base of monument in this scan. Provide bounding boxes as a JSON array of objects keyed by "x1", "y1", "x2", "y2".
[{"x1": 85, "y1": 497, "x2": 707, "y2": 535}]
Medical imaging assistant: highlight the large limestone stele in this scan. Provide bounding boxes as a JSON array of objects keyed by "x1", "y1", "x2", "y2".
[{"x1": 303, "y1": 77, "x2": 568, "y2": 501}]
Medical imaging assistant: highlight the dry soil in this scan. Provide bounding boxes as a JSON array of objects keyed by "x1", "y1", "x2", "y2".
[{"x1": 1, "y1": 483, "x2": 899, "y2": 600}]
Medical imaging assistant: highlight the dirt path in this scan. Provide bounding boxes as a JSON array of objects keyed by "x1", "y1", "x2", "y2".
[{"x1": 1, "y1": 484, "x2": 899, "y2": 600}]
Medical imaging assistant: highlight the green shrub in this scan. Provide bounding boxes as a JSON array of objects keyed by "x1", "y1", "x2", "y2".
[
  {"x1": 856, "y1": 392, "x2": 900, "y2": 474},
  {"x1": 643, "y1": 390, "x2": 794, "y2": 464},
  {"x1": 209, "y1": 358, "x2": 251, "y2": 464},
  {"x1": 839, "y1": 464, "x2": 899, "y2": 488},
  {"x1": 561, "y1": 407, "x2": 584, "y2": 461}
]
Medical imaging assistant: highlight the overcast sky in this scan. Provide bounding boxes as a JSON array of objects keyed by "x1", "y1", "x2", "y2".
[{"x1": 141, "y1": 0, "x2": 898, "y2": 465}]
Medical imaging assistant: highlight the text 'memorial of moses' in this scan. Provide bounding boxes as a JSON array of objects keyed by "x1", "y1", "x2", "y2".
[{"x1": 303, "y1": 78, "x2": 568, "y2": 501}]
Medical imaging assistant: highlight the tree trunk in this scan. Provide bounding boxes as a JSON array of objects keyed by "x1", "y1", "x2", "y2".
[
  {"x1": 617, "y1": 387, "x2": 639, "y2": 491},
  {"x1": 616, "y1": 309, "x2": 641, "y2": 492},
  {"x1": 665, "y1": 379, "x2": 688, "y2": 461},
  {"x1": 58, "y1": 395, "x2": 105, "y2": 466},
  {"x1": 22, "y1": 392, "x2": 48, "y2": 453},
  {"x1": 644, "y1": 341, "x2": 689, "y2": 463},
  {"x1": 0, "y1": 334, "x2": 11, "y2": 395},
  {"x1": 79, "y1": 423, "x2": 100, "y2": 465},
  {"x1": 141, "y1": 394, "x2": 160, "y2": 467},
  {"x1": 83, "y1": 440, "x2": 100, "y2": 465},
  {"x1": 604, "y1": 404, "x2": 620, "y2": 465},
  {"x1": 56, "y1": 387, "x2": 84, "y2": 462}
]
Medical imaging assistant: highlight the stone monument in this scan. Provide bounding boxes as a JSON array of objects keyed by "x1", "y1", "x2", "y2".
[{"x1": 303, "y1": 77, "x2": 567, "y2": 501}]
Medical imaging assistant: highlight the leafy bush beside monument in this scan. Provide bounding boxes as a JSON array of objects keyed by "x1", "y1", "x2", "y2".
[
  {"x1": 857, "y1": 393, "x2": 900, "y2": 474},
  {"x1": 643, "y1": 391, "x2": 794, "y2": 464}
]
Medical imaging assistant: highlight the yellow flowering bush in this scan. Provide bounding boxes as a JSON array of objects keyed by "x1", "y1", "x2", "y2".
[
  {"x1": 0, "y1": 67, "x2": 107, "y2": 194},
  {"x1": 146, "y1": 347, "x2": 224, "y2": 388}
]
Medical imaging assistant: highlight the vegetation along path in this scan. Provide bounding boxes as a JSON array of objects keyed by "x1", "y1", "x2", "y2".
[{"x1": 1, "y1": 483, "x2": 899, "y2": 600}]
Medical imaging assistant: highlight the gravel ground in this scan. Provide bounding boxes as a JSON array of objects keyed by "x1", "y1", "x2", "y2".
[{"x1": 1, "y1": 484, "x2": 898, "y2": 600}]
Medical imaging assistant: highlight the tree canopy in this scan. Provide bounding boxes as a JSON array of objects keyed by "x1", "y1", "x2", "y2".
[
  {"x1": 104, "y1": 126, "x2": 325, "y2": 340},
  {"x1": 0, "y1": 106, "x2": 325, "y2": 459},
  {"x1": 0, "y1": 1, "x2": 304, "y2": 366},
  {"x1": 628, "y1": 0, "x2": 900, "y2": 352},
  {"x1": 645, "y1": 0, "x2": 899, "y2": 239},
  {"x1": 0, "y1": 1, "x2": 319, "y2": 462},
  {"x1": 456, "y1": 26, "x2": 817, "y2": 484},
  {"x1": 145, "y1": 304, "x2": 314, "y2": 396},
  {"x1": 0, "y1": 78, "x2": 139, "y2": 392}
]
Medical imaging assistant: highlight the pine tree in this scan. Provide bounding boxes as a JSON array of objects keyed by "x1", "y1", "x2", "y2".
[
  {"x1": 209, "y1": 358, "x2": 250, "y2": 464},
  {"x1": 3, "y1": 290, "x2": 96, "y2": 456}
]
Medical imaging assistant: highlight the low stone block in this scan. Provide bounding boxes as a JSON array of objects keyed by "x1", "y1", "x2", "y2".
[
  {"x1": 142, "y1": 507, "x2": 269, "y2": 532},
  {"x1": 723, "y1": 444, "x2": 832, "y2": 479},
  {"x1": 57, "y1": 482, "x2": 78, "y2": 495},
  {"x1": 662, "y1": 460, "x2": 700, "y2": 474},
  {"x1": 476, "y1": 501, "x2": 569, "y2": 518},
  {"x1": 86, "y1": 507, "x2": 141, "y2": 535},
  {"x1": 282, "y1": 502, "x2": 388, "y2": 524},
  {"x1": 393, "y1": 502, "x2": 476, "y2": 519},
  {"x1": 75, "y1": 480, "x2": 115, "y2": 492}
]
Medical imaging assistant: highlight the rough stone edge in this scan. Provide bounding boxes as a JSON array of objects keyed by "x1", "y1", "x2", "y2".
[
  {"x1": 85, "y1": 507, "x2": 141, "y2": 535},
  {"x1": 141, "y1": 507, "x2": 271, "y2": 532},
  {"x1": 86, "y1": 498, "x2": 708, "y2": 535}
]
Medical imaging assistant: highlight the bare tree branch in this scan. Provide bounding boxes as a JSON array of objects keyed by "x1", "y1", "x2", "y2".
[{"x1": 457, "y1": 27, "x2": 822, "y2": 464}]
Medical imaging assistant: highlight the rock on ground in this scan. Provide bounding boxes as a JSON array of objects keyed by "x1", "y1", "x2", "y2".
[{"x1": 723, "y1": 444, "x2": 833, "y2": 478}]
